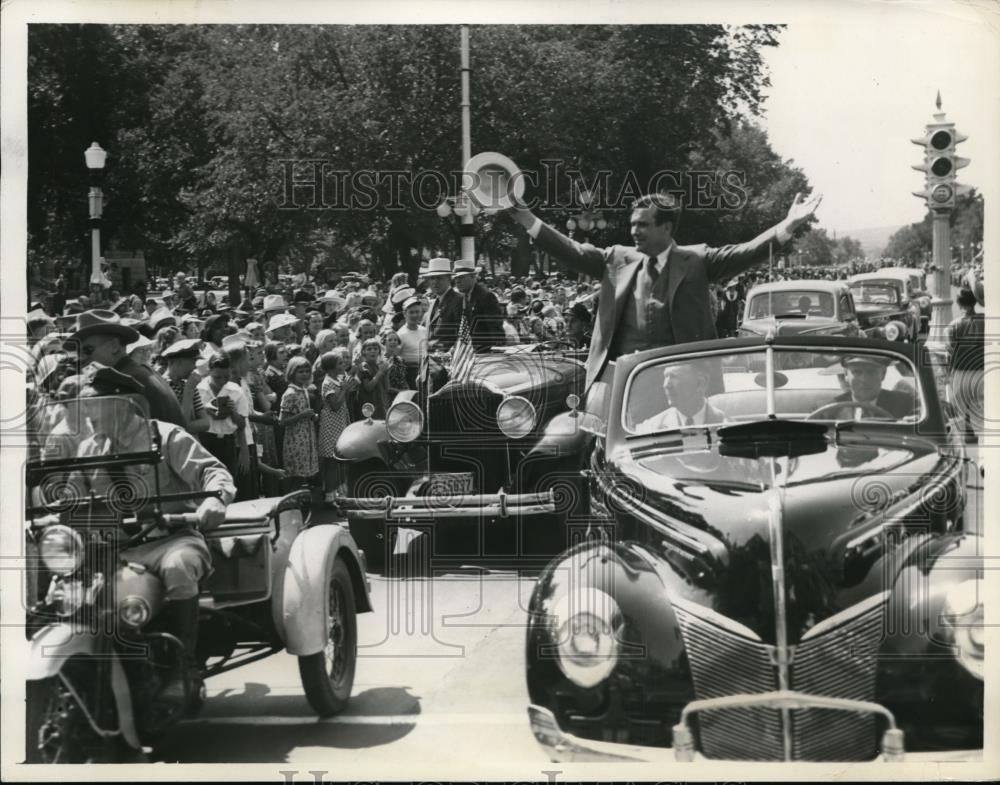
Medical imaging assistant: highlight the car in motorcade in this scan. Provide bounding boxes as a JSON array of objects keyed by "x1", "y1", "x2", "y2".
[
  {"x1": 876, "y1": 267, "x2": 931, "y2": 334},
  {"x1": 525, "y1": 335, "x2": 981, "y2": 763},
  {"x1": 334, "y1": 342, "x2": 589, "y2": 569},
  {"x1": 847, "y1": 273, "x2": 919, "y2": 342},
  {"x1": 24, "y1": 394, "x2": 372, "y2": 762},
  {"x1": 738, "y1": 280, "x2": 863, "y2": 342}
]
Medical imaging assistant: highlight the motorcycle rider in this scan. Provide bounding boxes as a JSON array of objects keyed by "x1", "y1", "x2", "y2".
[{"x1": 66, "y1": 366, "x2": 234, "y2": 710}]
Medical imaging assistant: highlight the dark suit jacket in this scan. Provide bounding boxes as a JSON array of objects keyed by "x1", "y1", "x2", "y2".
[
  {"x1": 833, "y1": 389, "x2": 916, "y2": 419},
  {"x1": 115, "y1": 356, "x2": 187, "y2": 427},
  {"x1": 464, "y1": 282, "x2": 504, "y2": 353},
  {"x1": 532, "y1": 222, "x2": 787, "y2": 389},
  {"x1": 424, "y1": 288, "x2": 464, "y2": 351}
]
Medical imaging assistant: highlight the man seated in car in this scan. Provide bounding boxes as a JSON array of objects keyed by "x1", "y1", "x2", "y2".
[
  {"x1": 635, "y1": 361, "x2": 730, "y2": 432},
  {"x1": 826, "y1": 355, "x2": 917, "y2": 419},
  {"x1": 797, "y1": 295, "x2": 812, "y2": 314}
]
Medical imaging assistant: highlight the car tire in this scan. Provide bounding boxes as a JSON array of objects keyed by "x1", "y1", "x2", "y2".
[{"x1": 298, "y1": 557, "x2": 358, "y2": 717}]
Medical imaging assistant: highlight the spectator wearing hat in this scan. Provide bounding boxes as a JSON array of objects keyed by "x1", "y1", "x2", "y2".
[
  {"x1": 419, "y1": 257, "x2": 463, "y2": 352},
  {"x1": 451, "y1": 261, "x2": 504, "y2": 352},
  {"x1": 564, "y1": 302, "x2": 593, "y2": 349},
  {"x1": 161, "y1": 338, "x2": 211, "y2": 436},
  {"x1": 947, "y1": 288, "x2": 984, "y2": 443},
  {"x1": 397, "y1": 296, "x2": 428, "y2": 388},
  {"x1": 264, "y1": 312, "x2": 299, "y2": 344},
  {"x1": 27, "y1": 309, "x2": 55, "y2": 345},
  {"x1": 74, "y1": 310, "x2": 186, "y2": 427}
]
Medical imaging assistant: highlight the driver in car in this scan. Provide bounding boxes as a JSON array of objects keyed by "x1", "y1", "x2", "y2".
[
  {"x1": 827, "y1": 355, "x2": 916, "y2": 419},
  {"x1": 635, "y1": 361, "x2": 730, "y2": 432},
  {"x1": 66, "y1": 367, "x2": 234, "y2": 710}
]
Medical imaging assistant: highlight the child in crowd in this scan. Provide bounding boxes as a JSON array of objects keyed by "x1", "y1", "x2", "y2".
[
  {"x1": 279, "y1": 356, "x2": 320, "y2": 491},
  {"x1": 197, "y1": 353, "x2": 244, "y2": 478},
  {"x1": 354, "y1": 337, "x2": 389, "y2": 419},
  {"x1": 333, "y1": 324, "x2": 351, "y2": 349},
  {"x1": 318, "y1": 348, "x2": 357, "y2": 504},
  {"x1": 311, "y1": 329, "x2": 338, "y2": 388},
  {"x1": 350, "y1": 319, "x2": 377, "y2": 361},
  {"x1": 382, "y1": 331, "x2": 410, "y2": 407},
  {"x1": 396, "y1": 296, "x2": 427, "y2": 388},
  {"x1": 223, "y1": 342, "x2": 260, "y2": 501}
]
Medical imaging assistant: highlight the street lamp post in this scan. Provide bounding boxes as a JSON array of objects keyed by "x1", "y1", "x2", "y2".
[{"x1": 84, "y1": 142, "x2": 111, "y2": 288}]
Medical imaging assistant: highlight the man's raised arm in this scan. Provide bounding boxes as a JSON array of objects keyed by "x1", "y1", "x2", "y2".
[{"x1": 511, "y1": 205, "x2": 608, "y2": 279}]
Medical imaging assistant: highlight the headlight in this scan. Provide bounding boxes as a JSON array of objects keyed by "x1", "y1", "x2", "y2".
[
  {"x1": 496, "y1": 395, "x2": 537, "y2": 439},
  {"x1": 883, "y1": 322, "x2": 902, "y2": 342},
  {"x1": 552, "y1": 588, "x2": 622, "y2": 688},
  {"x1": 943, "y1": 579, "x2": 984, "y2": 680},
  {"x1": 119, "y1": 595, "x2": 152, "y2": 628},
  {"x1": 919, "y1": 296, "x2": 931, "y2": 308},
  {"x1": 45, "y1": 578, "x2": 86, "y2": 617},
  {"x1": 39, "y1": 525, "x2": 84, "y2": 576},
  {"x1": 385, "y1": 400, "x2": 423, "y2": 442}
]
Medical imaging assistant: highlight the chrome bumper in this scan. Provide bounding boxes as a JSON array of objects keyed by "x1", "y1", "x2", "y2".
[
  {"x1": 337, "y1": 489, "x2": 555, "y2": 520},
  {"x1": 527, "y1": 704, "x2": 981, "y2": 764}
]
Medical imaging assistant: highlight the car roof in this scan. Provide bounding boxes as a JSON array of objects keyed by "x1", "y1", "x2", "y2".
[
  {"x1": 848, "y1": 273, "x2": 904, "y2": 285},
  {"x1": 746, "y1": 280, "x2": 848, "y2": 295}
]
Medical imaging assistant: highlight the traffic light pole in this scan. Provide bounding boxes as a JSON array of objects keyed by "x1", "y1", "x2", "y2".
[{"x1": 927, "y1": 209, "x2": 953, "y2": 351}]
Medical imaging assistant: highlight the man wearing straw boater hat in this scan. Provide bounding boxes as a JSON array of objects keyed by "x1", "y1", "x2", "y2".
[
  {"x1": 73, "y1": 309, "x2": 186, "y2": 426},
  {"x1": 420, "y1": 257, "x2": 463, "y2": 352}
]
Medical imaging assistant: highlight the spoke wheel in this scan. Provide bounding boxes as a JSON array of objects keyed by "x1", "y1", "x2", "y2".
[{"x1": 298, "y1": 557, "x2": 358, "y2": 717}]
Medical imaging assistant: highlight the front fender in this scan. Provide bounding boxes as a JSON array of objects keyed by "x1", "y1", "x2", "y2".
[
  {"x1": 336, "y1": 418, "x2": 388, "y2": 463},
  {"x1": 526, "y1": 411, "x2": 594, "y2": 459},
  {"x1": 28, "y1": 624, "x2": 99, "y2": 681},
  {"x1": 526, "y1": 540, "x2": 700, "y2": 748},
  {"x1": 282, "y1": 523, "x2": 372, "y2": 657},
  {"x1": 27, "y1": 625, "x2": 141, "y2": 749}
]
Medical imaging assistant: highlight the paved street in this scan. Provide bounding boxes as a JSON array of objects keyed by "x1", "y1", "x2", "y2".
[
  {"x1": 154, "y1": 569, "x2": 550, "y2": 766},
  {"x1": 150, "y1": 447, "x2": 984, "y2": 767}
]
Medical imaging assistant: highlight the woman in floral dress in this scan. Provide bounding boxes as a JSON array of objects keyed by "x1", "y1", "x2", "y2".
[{"x1": 279, "y1": 356, "x2": 319, "y2": 491}]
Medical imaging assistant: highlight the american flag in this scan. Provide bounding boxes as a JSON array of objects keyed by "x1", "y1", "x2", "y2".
[{"x1": 450, "y1": 310, "x2": 476, "y2": 383}]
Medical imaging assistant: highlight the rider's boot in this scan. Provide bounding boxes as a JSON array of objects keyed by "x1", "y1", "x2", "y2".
[{"x1": 158, "y1": 597, "x2": 205, "y2": 716}]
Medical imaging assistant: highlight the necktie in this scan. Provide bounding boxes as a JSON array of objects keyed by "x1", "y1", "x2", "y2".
[{"x1": 647, "y1": 255, "x2": 659, "y2": 279}]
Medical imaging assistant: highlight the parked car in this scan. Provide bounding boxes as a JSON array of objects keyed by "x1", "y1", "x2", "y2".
[
  {"x1": 847, "y1": 274, "x2": 918, "y2": 342},
  {"x1": 24, "y1": 395, "x2": 372, "y2": 761},
  {"x1": 525, "y1": 336, "x2": 981, "y2": 762},
  {"x1": 876, "y1": 267, "x2": 931, "y2": 334},
  {"x1": 738, "y1": 280, "x2": 862, "y2": 339},
  {"x1": 335, "y1": 347, "x2": 588, "y2": 568}
]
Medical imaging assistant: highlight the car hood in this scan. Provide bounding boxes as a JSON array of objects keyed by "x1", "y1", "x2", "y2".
[
  {"x1": 457, "y1": 352, "x2": 585, "y2": 397},
  {"x1": 853, "y1": 302, "x2": 901, "y2": 315},
  {"x1": 605, "y1": 436, "x2": 948, "y2": 642}
]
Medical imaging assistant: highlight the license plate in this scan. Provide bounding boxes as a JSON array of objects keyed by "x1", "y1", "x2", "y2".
[{"x1": 427, "y1": 472, "x2": 474, "y2": 497}]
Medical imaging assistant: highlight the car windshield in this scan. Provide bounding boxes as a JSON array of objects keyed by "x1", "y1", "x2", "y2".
[
  {"x1": 748, "y1": 291, "x2": 834, "y2": 318},
  {"x1": 849, "y1": 282, "x2": 899, "y2": 305},
  {"x1": 623, "y1": 348, "x2": 922, "y2": 434}
]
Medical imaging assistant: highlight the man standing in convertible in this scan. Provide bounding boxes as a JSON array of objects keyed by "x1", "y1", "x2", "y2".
[{"x1": 509, "y1": 190, "x2": 822, "y2": 390}]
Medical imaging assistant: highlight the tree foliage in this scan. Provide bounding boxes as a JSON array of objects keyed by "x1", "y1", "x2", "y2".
[
  {"x1": 28, "y1": 23, "x2": 811, "y2": 287},
  {"x1": 883, "y1": 190, "x2": 983, "y2": 263}
]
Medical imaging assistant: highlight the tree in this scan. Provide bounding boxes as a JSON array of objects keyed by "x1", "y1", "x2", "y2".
[{"x1": 883, "y1": 190, "x2": 983, "y2": 261}]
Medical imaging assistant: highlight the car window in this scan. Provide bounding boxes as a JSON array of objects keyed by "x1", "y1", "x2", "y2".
[
  {"x1": 849, "y1": 282, "x2": 899, "y2": 305},
  {"x1": 840, "y1": 295, "x2": 855, "y2": 317},
  {"x1": 624, "y1": 349, "x2": 923, "y2": 434},
  {"x1": 748, "y1": 291, "x2": 834, "y2": 318}
]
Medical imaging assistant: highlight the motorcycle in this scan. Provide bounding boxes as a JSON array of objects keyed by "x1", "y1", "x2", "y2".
[{"x1": 24, "y1": 394, "x2": 372, "y2": 763}]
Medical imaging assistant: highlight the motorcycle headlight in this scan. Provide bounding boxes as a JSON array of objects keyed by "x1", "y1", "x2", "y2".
[
  {"x1": 943, "y1": 579, "x2": 984, "y2": 680},
  {"x1": 496, "y1": 395, "x2": 536, "y2": 439},
  {"x1": 552, "y1": 588, "x2": 622, "y2": 688},
  {"x1": 39, "y1": 525, "x2": 84, "y2": 576},
  {"x1": 883, "y1": 322, "x2": 901, "y2": 342},
  {"x1": 119, "y1": 595, "x2": 152, "y2": 628},
  {"x1": 385, "y1": 400, "x2": 423, "y2": 443}
]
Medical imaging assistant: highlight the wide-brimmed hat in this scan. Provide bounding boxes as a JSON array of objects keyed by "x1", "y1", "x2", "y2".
[
  {"x1": 161, "y1": 338, "x2": 203, "y2": 360},
  {"x1": 127, "y1": 333, "x2": 154, "y2": 354},
  {"x1": 451, "y1": 261, "x2": 480, "y2": 278},
  {"x1": 265, "y1": 312, "x2": 300, "y2": 333},
  {"x1": 148, "y1": 306, "x2": 176, "y2": 332},
  {"x1": 74, "y1": 310, "x2": 140, "y2": 344},
  {"x1": 262, "y1": 294, "x2": 287, "y2": 313},
  {"x1": 316, "y1": 290, "x2": 347, "y2": 309},
  {"x1": 418, "y1": 257, "x2": 453, "y2": 278},
  {"x1": 27, "y1": 309, "x2": 54, "y2": 328}
]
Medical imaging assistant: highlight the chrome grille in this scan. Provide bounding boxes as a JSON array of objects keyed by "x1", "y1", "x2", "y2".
[
  {"x1": 673, "y1": 601, "x2": 783, "y2": 761},
  {"x1": 789, "y1": 592, "x2": 887, "y2": 761},
  {"x1": 673, "y1": 593, "x2": 889, "y2": 761}
]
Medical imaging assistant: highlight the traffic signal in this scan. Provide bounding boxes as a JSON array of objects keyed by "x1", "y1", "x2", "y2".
[{"x1": 912, "y1": 95, "x2": 970, "y2": 209}]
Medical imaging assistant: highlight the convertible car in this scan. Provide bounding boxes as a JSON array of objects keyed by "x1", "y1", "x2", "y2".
[
  {"x1": 335, "y1": 344, "x2": 589, "y2": 569},
  {"x1": 525, "y1": 335, "x2": 982, "y2": 762}
]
